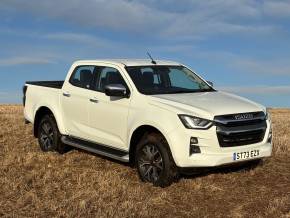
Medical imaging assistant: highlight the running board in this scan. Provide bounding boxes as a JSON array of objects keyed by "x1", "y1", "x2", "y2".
[{"x1": 61, "y1": 136, "x2": 129, "y2": 162}]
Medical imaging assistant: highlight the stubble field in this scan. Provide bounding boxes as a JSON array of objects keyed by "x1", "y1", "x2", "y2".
[{"x1": 0, "y1": 105, "x2": 289, "y2": 217}]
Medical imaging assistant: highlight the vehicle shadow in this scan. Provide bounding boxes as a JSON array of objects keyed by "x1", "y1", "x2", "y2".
[{"x1": 180, "y1": 159, "x2": 263, "y2": 180}]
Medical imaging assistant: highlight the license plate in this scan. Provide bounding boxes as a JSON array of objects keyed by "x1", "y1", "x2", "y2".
[{"x1": 233, "y1": 150, "x2": 260, "y2": 161}]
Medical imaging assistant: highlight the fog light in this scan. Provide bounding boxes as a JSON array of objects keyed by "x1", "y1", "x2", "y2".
[
  {"x1": 190, "y1": 137, "x2": 200, "y2": 155},
  {"x1": 190, "y1": 137, "x2": 198, "y2": 145},
  {"x1": 190, "y1": 145, "x2": 201, "y2": 155}
]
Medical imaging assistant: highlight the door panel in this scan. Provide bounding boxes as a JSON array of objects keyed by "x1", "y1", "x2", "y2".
[
  {"x1": 62, "y1": 85, "x2": 93, "y2": 138},
  {"x1": 61, "y1": 65, "x2": 95, "y2": 139},
  {"x1": 88, "y1": 93, "x2": 130, "y2": 150},
  {"x1": 87, "y1": 66, "x2": 131, "y2": 150}
]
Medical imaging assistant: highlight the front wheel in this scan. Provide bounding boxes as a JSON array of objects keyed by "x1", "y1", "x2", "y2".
[{"x1": 135, "y1": 133, "x2": 178, "y2": 187}]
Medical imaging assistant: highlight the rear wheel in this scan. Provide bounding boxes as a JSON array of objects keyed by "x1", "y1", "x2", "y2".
[
  {"x1": 37, "y1": 114, "x2": 69, "y2": 153},
  {"x1": 135, "y1": 133, "x2": 178, "y2": 187}
]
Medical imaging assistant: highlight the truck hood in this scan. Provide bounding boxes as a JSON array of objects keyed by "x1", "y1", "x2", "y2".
[{"x1": 149, "y1": 91, "x2": 265, "y2": 120}]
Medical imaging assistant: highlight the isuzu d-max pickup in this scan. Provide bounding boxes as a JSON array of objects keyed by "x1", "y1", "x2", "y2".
[{"x1": 23, "y1": 59, "x2": 272, "y2": 187}]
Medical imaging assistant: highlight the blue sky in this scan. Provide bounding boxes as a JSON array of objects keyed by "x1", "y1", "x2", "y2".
[{"x1": 0, "y1": 0, "x2": 290, "y2": 107}]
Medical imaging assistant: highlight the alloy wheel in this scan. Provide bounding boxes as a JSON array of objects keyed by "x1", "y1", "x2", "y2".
[
  {"x1": 39, "y1": 121, "x2": 54, "y2": 150},
  {"x1": 138, "y1": 144, "x2": 164, "y2": 182}
]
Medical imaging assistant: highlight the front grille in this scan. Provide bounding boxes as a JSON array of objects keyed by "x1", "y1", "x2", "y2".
[{"x1": 215, "y1": 111, "x2": 267, "y2": 147}]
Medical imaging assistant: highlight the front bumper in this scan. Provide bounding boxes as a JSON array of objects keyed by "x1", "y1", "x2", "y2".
[
  {"x1": 166, "y1": 120, "x2": 272, "y2": 168},
  {"x1": 177, "y1": 142, "x2": 272, "y2": 167}
]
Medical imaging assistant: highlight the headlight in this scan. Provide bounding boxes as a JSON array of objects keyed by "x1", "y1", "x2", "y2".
[{"x1": 178, "y1": 115, "x2": 213, "y2": 129}]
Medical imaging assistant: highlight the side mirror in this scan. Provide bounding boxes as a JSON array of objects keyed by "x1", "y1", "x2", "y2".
[
  {"x1": 207, "y1": 81, "x2": 213, "y2": 87},
  {"x1": 104, "y1": 84, "x2": 129, "y2": 98}
]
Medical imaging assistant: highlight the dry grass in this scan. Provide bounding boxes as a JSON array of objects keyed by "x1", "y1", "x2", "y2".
[{"x1": 0, "y1": 105, "x2": 289, "y2": 218}]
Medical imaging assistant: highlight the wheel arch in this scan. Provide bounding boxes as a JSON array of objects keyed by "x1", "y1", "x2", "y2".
[
  {"x1": 33, "y1": 106, "x2": 59, "y2": 138},
  {"x1": 129, "y1": 125, "x2": 174, "y2": 165}
]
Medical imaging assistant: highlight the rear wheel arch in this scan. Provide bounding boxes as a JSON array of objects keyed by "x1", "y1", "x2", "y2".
[
  {"x1": 34, "y1": 106, "x2": 55, "y2": 138},
  {"x1": 34, "y1": 106, "x2": 69, "y2": 154}
]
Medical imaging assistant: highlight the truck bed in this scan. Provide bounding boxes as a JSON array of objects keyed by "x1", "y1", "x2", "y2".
[{"x1": 26, "y1": 81, "x2": 64, "y2": 89}]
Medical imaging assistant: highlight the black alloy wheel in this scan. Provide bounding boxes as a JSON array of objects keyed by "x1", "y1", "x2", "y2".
[
  {"x1": 39, "y1": 119, "x2": 55, "y2": 151},
  {"x1": 138, "y1": 144, "x2": 164, "y2": 182},
  {"x1": 37, "y1": 114, "x2": 70, "y2": 154},
  {"x1": 135, "y1": 133, "x2": 178, "y2": 187}
]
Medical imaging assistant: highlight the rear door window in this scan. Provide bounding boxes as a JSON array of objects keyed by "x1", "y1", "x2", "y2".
[{"x1": 69, "y1": 66, "x2": 95, "y2": 89}]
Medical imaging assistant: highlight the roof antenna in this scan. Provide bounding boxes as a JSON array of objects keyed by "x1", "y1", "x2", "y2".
[{"x1": 147, "y1": 52, "x2": 157, "y2": 64}]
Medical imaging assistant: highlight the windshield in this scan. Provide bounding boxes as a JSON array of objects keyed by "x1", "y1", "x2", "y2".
[{"x1": 125, "y1": 65, "x2": 215, "y2": 95}]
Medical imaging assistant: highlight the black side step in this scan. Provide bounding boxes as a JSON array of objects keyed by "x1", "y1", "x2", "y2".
[{"x1": 61, "y1": 136, "x2": 129, "y2": 162}]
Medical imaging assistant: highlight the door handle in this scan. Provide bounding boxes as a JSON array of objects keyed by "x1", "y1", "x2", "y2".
[
  {"x1": 89, "y1": 97, "x2": 99, "y2": 103},
  {"x1": 63, "y1": 92, "x2": 71, "y2": 97}
]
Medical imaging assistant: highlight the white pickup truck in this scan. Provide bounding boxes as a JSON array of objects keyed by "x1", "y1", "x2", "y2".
[{"x1": 23, "y1": 59, "x2": 272, "y2": 187}]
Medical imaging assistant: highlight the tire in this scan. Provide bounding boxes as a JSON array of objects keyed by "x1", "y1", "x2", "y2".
[
  {"x1": 135, "y1": 133, "x2": 178, "y2": 187},
  {"x1": 37, "y1": 114, "x2": 69, "y2": 154}
]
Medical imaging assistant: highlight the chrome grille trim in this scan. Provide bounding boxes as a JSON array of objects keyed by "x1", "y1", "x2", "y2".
[{"x1": 214, "y1": 111, "x2": 267, "y2": 147}]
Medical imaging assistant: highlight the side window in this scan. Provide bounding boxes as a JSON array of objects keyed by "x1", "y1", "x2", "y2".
[
  {"x1": 69, "y1": 66, "x2": 95, "y2": 89},
  {"x1": 96, "y1": 67, "x2": 127, "y2": 92}
]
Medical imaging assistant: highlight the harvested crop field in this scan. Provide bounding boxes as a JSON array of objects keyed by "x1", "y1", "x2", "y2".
[{"x1": 0, "y1": 105, "x2": 289, "y2": 217}]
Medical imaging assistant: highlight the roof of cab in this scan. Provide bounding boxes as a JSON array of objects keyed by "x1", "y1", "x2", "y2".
[{"x1": 74, "y1": 59, "x2": 181, "y2": 67}]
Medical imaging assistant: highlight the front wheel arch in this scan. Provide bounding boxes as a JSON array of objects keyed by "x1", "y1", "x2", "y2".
[
  {"x1": 129, "y1": 125, "x2": 175, "y2": 166},
  {"x1": 135, "y1": 132, "x2": 179, "y2": 187}
]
